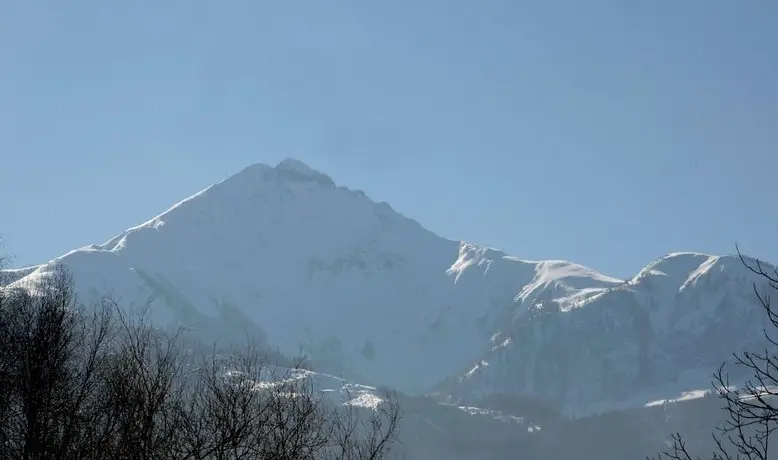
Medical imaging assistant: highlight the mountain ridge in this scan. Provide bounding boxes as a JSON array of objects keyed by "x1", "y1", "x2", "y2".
[{"x1": 2, "y1": 158, "x2": 773, "y2": 414}]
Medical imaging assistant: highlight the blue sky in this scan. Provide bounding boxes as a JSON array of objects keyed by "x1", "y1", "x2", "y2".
[{"x1": 1, "y1": 1, "x2": 776, "y2": 278}]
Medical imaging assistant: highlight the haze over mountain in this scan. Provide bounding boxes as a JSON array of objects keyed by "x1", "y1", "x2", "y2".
[{"x1": 3, "y1": 159, "x2": 773, "y2": 416}]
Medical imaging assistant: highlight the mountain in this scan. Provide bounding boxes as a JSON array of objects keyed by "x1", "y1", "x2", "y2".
[
  {"x1": 440, "y1": 251, "x2": 773, "y2": 415},
  {"x1": 3, "y1": 159, "x2": 773, "y2": 415}
]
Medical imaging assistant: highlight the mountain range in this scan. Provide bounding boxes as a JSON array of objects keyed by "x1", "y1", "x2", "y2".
[{"x1": 2, "y1": 158, "x2": 772, "y2": 417}]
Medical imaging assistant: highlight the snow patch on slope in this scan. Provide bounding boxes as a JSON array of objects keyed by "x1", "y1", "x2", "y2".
[{"x1": 253, "y1": 366, "x2": 386, "y2": 410}]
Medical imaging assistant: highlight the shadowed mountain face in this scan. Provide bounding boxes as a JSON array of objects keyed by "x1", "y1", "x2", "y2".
[{"x1": 3, "y1": 159, "x2": 773, "y2": 414}]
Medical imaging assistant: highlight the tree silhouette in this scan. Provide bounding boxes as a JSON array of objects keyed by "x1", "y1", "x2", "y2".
[{"x1": 0, "y1": 265, "x2": 401, "y2": 459}]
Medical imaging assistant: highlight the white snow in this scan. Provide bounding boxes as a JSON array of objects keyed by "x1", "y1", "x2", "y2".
[
  {"x1": 645, "y1": 389, "x2": 710, "y2": 408},
  {"x1": 250, "y1": 366, "x2": 386, "y2": 410}
]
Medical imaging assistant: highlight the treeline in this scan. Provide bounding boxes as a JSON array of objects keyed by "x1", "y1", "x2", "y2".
[{"x1": 0, "y1": 266, "x2": 400, "y2": 460}]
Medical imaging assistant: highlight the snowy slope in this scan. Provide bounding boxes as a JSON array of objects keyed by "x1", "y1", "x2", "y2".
[{"x1": 3, "y1": 159, "x2": 774, "y2": 414}]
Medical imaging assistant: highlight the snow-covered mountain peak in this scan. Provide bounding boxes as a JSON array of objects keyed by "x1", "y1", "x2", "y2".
[
  {"x1": 92, "y1": 158, "x2": 432, "y2": 262},
  {"x1": 3, "y1": 160, "x2": 470, "y2": 391},
  {"x1": 632, "y1": 252, "x2": 715, "y2": 281},
  {"x1": 626, "y1": 252, "x2": 761, "y2": 297},
  {"x1": 205, "y1": 158, "x2": 337, "y2": 196}
]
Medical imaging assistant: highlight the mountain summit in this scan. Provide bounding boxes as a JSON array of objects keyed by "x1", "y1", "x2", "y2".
[{"x1": 3, "y1": 159, "x2": 773, "y2": 413}]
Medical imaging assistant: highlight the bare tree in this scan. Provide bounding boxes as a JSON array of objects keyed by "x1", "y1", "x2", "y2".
[
  {"x1": 0, "y1": 265, "x2": 401, "y2": 460},
  {"x1": 326, "y1": 390, "x2": 400, "y2": 460},
  {"x1": 0, "y1": 266, "x2": 116, "y2": 459},
  {"x1": 0, "y1": 241, "x2": 11, "y2": 285},
  {"x1": 651, "y1": 248, "x2": 778, "y2": 460}
]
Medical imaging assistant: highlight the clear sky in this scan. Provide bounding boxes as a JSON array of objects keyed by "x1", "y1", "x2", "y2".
[{"x1": 1, "y1": 1, "x2": 776, "y2": 278}]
